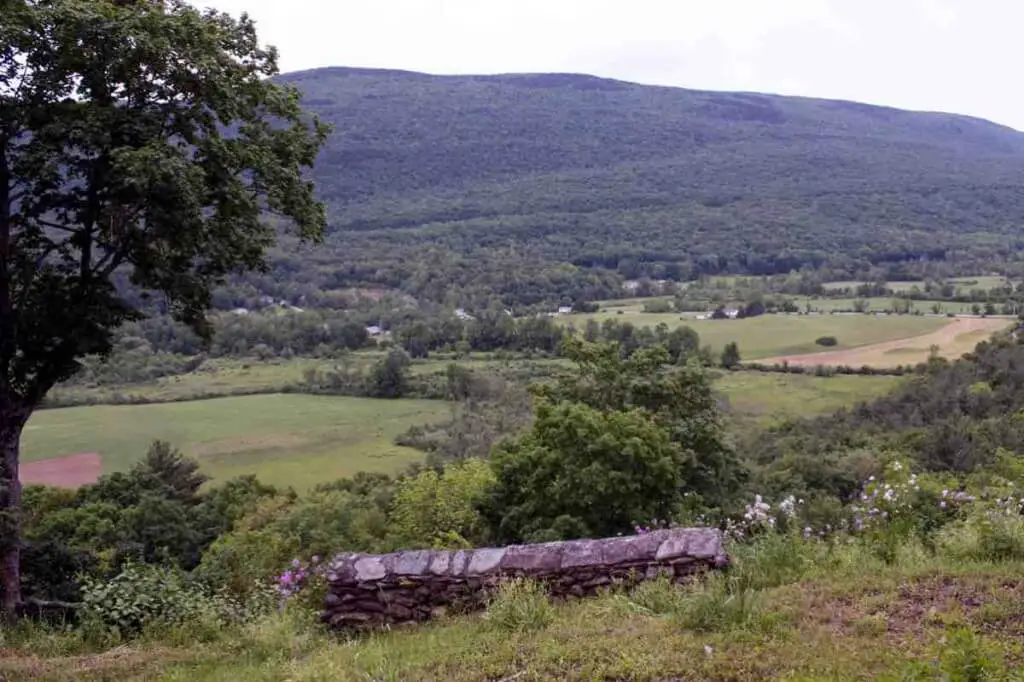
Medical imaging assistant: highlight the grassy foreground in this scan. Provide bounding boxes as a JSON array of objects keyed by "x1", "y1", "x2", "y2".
[
  {"x1": 22, "y1": 394, "x2": 452, "y2": 489},
  {"x1": 5, "y1": 539, "x2": 1024, "y2": 681}
]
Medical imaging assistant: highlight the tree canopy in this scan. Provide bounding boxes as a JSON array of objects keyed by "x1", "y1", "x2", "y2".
[{"x1": 0, "y1": 0, "x2": 328, "y2": 613}]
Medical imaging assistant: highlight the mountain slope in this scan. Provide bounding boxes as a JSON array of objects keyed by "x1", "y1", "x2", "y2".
[{"x1": 248, "y1": 67, "x2": 1024, "y2": 307}]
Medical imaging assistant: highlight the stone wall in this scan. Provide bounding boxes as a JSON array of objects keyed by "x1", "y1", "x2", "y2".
[{"x1": 322, "y1": 527, "x2": 728, "y2": 629}]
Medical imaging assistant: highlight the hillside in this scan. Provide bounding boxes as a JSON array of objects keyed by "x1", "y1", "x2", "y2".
[{"x1": 233, "y1": 67, "x2": 1024, "y2": 308}]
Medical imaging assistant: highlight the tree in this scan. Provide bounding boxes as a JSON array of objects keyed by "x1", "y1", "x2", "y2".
[
  {"x1": 483, "y1": 400, "x2": 687, "y2": 543},
  {"x1": 368, "y1": 348, "x2": 411, "y2": 398},
  {"x1": 721, "y1": 341, "x2": 741, "y2": 369},
  {"x1": 0, "y1": 1, "x2": 329, "y2": 613},
  {"x1": 529, "y1": 338, "x2": 745, "y2": 512}
]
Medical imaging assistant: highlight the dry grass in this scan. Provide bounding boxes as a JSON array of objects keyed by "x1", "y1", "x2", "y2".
[{"x1": 759, "y1": 316, "x2": 1014, "y2": 368}]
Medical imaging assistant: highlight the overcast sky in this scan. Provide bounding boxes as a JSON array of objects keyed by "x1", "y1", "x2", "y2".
[{"x1": 205, "y1": 0, "x2": 1023, "y2": 130}]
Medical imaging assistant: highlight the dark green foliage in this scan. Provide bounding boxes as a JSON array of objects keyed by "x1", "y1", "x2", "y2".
[
  {"x1": 484, "y1": 400, "x2": 687, "y2": 543},
  {"x1": 721, "y1": 342, "x2": 741, "y2": 369},
  {"x1": 20, "y1": 442, "x2": 281, "y2": 601},
  {"x1": 207, "y1": 66, "x2": 1024, "y2": 311},
  {"x1": 0, "y1": 0, "x2": 330, "y2": 611},
  {"x1": 746, "y1": 336, "x2": 1024, "y2": 499},
  {"x1": 481, "y1": 338, "x2": 745, "y2": 542},
  {"x1": 367, "y1": 349, "x2": 412, "y2": 398}
]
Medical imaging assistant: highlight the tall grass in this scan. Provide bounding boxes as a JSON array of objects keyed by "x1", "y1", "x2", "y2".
[{"x1": 484, "y1": 578, "x2": 555, "y2": 633}]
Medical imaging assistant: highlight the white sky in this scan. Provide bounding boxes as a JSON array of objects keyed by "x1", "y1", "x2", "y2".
[{"x1": 204, "y1": 0, "x2": 1024, "y2": 130}]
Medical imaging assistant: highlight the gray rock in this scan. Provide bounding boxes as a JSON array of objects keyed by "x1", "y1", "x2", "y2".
[
  {"x1": 467, "y1": 548, "x2": 506, "y2": 575},
  {"x1": 353, "y1": 556, "x2": 387, "y2": 581},
  {"x1": 393, "y1": 550, "x2": 432, "y2": 576}
]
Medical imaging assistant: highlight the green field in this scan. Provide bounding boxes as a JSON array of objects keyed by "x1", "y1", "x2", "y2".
[
  {"x1": 714, "y1": 371, "x2": 901, "y2": 422},
  {"x1": 796, "y1": 298, "x2": 981, "y2": 314},
  {"x1": 22, "y1": 394, "x2": 452, "y2": 490},
  {"x1": 822, "y1": 276, "x2": 1009, "y2": 292},
  {"x1": 564, "y1": 312, "x2": 948, "y2": 359}
]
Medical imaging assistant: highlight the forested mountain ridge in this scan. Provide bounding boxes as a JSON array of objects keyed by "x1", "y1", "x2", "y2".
[{"x1": 234, "y1": 67, "x2": 1024, "y2": 309}]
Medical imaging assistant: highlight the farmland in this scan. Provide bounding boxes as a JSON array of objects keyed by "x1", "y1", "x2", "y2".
[
  {"x1": 23, "y1": 358, "x2": 907, "y2": 488},
  {"x1": 563, "y1": 310, "x2": 949, "y2": 360},
  {"x1": 759, "y1": 316, "x2": 1014, "y2": 368},
  {"x1": 21, "y1": 394, "x2": 453, "y2": 490},
  {"x1": 821, "y1": 276, "x2": 1009, "y2": 292}
]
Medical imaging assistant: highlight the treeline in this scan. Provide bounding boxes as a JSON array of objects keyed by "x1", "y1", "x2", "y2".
[
  {"x1": 64, "y1": 310, "x2": 722, "y2": 389},
  {"x1": 744, "y1": 336, "x2": 1024, "y2": 502}
]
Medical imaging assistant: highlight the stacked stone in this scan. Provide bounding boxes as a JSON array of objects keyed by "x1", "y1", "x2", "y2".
[{"x1": 322, "y1": 527, "x2": 728, "y2": 629}]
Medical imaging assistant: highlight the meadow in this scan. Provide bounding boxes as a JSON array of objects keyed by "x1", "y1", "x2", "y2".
[
  {"x1": 759, "y1": 316, "x2": 1015, "y2": 368},
  {"x1": 21, "y1": 394, "x2": 453, "y2": 490},
  {"x1": 713, "y1": 371, "x2": 901, "y2": 422},
  {"x1": 821, "y1": 276, "x2": 1009, "y2": 292},
  {"x1": 564, "y1": 311, "x2": 948, "y2": 359}
]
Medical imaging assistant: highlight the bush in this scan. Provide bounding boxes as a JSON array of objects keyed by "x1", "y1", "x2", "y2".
[
  {"x1": 642, "y1": 299, "x2": 672, "y2": 314},
  {"x1": 939, "y1": 510, "x2": 1024, "y2": 563},
  {"x1": 79, "y1": 561, "x2": 275, "y2": 639},
  {"x1": 388, "y1": 459, "x2": 495, "y2": 550},
  {"x1": 485, "y1": 578, "x2": 554, "y2": 633},
  {"x1": 815, "y1": 336, "x2": 838, "y2": 347}
]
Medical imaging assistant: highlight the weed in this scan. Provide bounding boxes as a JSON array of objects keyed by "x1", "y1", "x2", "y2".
[
  {"x1": 940, "y1": 627, "x2": 1004, "y2": 682},
  {"x1": 484, "y1": 578, "x2": 554, "y2": 634}
]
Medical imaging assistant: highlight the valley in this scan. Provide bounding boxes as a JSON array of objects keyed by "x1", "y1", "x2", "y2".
[{"x1": 8, "y1": 4, "x2": 1024, "y2": 679}]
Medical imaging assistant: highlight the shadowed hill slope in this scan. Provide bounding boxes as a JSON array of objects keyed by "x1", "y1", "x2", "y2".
[{"x1": 243, "y1": 67, "x2": 1024, "y2": 306}]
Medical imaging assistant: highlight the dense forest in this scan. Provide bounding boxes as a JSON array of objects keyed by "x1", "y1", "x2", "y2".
[{"x1": 201, "y1": 67, "x2": 1024, "y2": 310}]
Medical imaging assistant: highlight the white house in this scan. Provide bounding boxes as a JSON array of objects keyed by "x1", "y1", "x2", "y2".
[
  {"x1": 455, "y1": 308, "x2": 475, "y2": 321},
  {"x1": 557, "y1": 305, "x2": 573, "y2": 315}
]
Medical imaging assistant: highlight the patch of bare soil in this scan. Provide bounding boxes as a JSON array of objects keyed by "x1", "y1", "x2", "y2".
[
  {"x1": 20, "y1": 452, "x2": 101, "y2": 488},
  {"x1": 813, "y1": 576, "x2": 1024, "y2": 643}
]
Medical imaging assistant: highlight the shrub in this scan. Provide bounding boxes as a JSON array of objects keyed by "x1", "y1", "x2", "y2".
[
  {"x1": 642, "y1": 299, "x2": 672, "y2": 314},
  {"x1": 79, "y1": 561, "x2": 274, "y2": 640},
  {"x1": 939, "y1": 510, "x2": 1024, "y2": 563},
  {"x1": 815, "y1": 336, "x2": 838, "y2": 347},
  {"x1": 388, "y1": 459, "x2": 495, "y2": 550},
  {"x1": 484, "y1": 578, "x2": 554, "y2": 633}
]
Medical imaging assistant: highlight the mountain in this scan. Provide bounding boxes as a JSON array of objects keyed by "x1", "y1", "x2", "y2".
[{"x1": 241, "y1": 67, "x2": 1024, "y2": 308}]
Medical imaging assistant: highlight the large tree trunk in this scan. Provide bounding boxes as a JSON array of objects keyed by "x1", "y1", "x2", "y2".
[{"x1": 0, "y1": 396, "x2": 28, "y2": 617}]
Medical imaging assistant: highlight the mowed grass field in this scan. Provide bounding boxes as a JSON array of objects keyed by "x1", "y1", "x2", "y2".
[
  {"x1": 22, "y1": 394, "x2": 452, "y2": 490},
  {"x1": 563, "y1": 312, "x2": 948, "y2": 359}
]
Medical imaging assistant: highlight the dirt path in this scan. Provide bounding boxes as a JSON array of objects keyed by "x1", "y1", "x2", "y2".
[
  {"x1": 758, "y1": 316, "x2": 1015, "y2": 368},
  {"x1": 20, "y1": 452, "x2": 102, "y2": 488}
]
